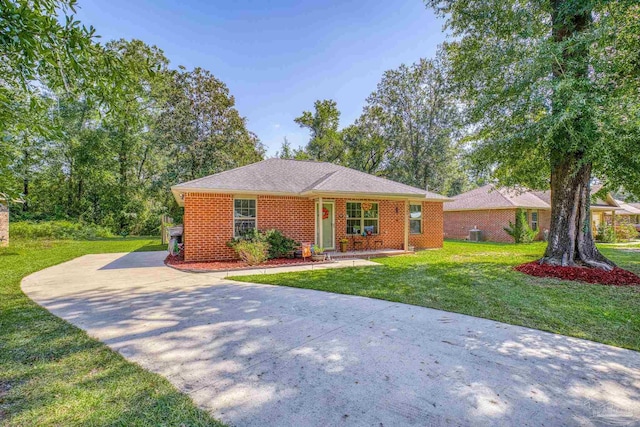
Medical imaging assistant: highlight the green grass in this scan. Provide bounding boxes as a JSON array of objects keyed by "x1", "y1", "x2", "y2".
[
  {"x1": 0, "y1": 238, "x2": 223, "y2": 426},
  {"x1": 232, "y1": 240, "x2": 640, "y2": 351}
]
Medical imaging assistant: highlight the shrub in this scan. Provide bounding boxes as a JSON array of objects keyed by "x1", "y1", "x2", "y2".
[
  {"x1": 615, "y1": 223, "x2": 639, "y2": 241},
  {"x1": 10, "y1": 221, "x2": 115, "y2": 240},
  {"x1": 233, "y1": 240, "x2": 269, "y2": 265},
  {"x1": 596, "y1": 223, "x2": 617, "y2": 243},
  {"x1": 227, "y1": 228, "x2": 265, "y2": 246},
  {"x1": 263, "y1": 229, "x2": 298, "y2": 259},
  {"x1": 227, "y1": 228, "x2": 298, "y2": 259},
  {"x1": 504, "y1": 209, "x2": 538, "y2": 243}
]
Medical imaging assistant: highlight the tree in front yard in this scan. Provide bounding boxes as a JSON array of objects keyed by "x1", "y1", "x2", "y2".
[{"x1": 426, "y1": 0, "x2": 640, "y2": 269}]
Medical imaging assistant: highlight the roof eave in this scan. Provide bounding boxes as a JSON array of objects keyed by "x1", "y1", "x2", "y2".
[
  {"x1": 302, "y1": 190, "x2": 452, "y2": 202},
  {"x1": 171, "y1": 186, "x2": 303, "y2": 201},
  {"x1": 444, "y1": 205, "x2": 551, "y2": 212},
  {"x1": 170, "y1": 186, "x2": 452, "y2": 203}
]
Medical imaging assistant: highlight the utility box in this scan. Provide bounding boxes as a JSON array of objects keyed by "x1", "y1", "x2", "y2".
[
  {"x1": 168, "y1": 225, "x2": 183, "y2": 240},
  {"x1": 469, "y1": 227, "x2": 483, "y2": 242}
]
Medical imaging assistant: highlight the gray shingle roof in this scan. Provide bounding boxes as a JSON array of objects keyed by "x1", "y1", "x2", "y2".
[
  {"x1": 445, "y1": 184, "x2": 621, "y2": 211},
  {"x1": 614, "y1": 200, "x2": 640, "y2": 215},
  {"x1": 444, "y1": 185, "x2": 550, "y2": 211},
  {"x1": 172, "y1": 159, "x2": 450, "y2": 203}
]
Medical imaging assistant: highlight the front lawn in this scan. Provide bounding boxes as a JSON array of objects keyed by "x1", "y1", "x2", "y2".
[
  {"x1": 232, "y1": 241, "x2": 640, "y2": 351},
  {"x1": 0, "y1": 238, "x2": 223, "y2": 426}
]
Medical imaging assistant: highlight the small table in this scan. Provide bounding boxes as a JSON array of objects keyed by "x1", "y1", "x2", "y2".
[
  {"x1": 373, "y1": 239, "x2": 383, "y2": 250},
  {"x1": 353, "y1": 240, "x2": 364, "y2": 251}
]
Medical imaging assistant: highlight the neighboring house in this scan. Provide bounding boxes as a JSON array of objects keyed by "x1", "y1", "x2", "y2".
[
  {"x1": 606, "y1": 201, "x2": 640, "y2": 226},
  {"x1": 443, "y1": 184, "x2": 621, "y2": 242},
  {"x1": 443, "y1": 185, "x2": 551, "y2": 242},
  {"x1": 171, "y1": 159, "x2": 450, "y2": 262}
]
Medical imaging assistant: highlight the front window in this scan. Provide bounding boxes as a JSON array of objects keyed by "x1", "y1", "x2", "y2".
[
  {"x1": 234, "y1": 199, "x2": 256, "y2": 236},
  {"x1": 531, "y1": 211, "x2": 538, "y2": 231},
  {"x1": 346, "y1": 202, "x2": 378, "y2": 235},
  {"x1": 410, "y1": 204, "x2": 422, "y2": 234}
]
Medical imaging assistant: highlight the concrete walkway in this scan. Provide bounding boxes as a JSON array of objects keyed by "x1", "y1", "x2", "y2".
[{"x1": 22, "y1": 251, "x2": 640, "y2": 427}]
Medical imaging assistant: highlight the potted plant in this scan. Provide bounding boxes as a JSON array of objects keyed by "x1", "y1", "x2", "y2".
[
  {"x1": 311, "y1": 244, "x2": 326, "y2": 261},
  {"x1": 339, "y1": 238, "x2": 349, "y2": 252}
]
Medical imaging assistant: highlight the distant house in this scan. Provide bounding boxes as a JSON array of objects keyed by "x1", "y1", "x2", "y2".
[
  {"x1": 610, "y1": 201, "x2": 640, "y2": 226},
  {"x1": 443, "y1": 184, "x2": 625, "y2": 242},
  {"x1": 171, "y1": 159, "x2": 450, "y2": 262}
]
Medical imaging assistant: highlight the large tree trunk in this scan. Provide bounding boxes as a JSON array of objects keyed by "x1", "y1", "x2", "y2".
[
  {"x1": 540, "y1": 0, "x2": 616, "y2": 271},
  {"x1": 541, "y1": 153, "x2": 615, "y2": 270}
]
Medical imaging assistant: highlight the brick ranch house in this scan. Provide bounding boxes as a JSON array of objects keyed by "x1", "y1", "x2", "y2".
[
  {"x1": 171, "y1": 159, "x2": 451, "y2": 262},
  {"x1": 443, "y1": 184, "x2": 624, "y2": 243}
]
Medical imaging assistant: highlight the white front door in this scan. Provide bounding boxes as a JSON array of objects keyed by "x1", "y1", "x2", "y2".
[{"x1": 316, "y1": 201, "x2": 335, "y2": 250}]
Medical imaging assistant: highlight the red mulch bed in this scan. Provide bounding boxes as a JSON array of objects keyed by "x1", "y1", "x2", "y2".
[
  {"x1": 165, "y1": 253, "x2": 330, "y2": 272},
  {"x1": 514, "y1": 261, "x2": 640, "y2": 286}
]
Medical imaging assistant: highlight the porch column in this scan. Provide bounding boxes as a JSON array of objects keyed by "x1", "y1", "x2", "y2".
[
  {"x1": 318, "y1": 196, "x2": 323, "y2": 247},
  {"x1": 404, "y1": 200, "x2": 409, "y2": 251},
  {"x1": 611, "y1": 210, "x2": 616, "y2": 229}
]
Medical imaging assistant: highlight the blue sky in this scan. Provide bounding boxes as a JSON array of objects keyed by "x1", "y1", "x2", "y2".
[{"x1": 75, "y1": 0, "x2": 446, "y2": 155}]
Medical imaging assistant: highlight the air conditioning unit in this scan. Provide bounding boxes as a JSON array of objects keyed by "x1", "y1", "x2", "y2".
[{"x1": 469, "y1": 227, "x2": 482, "y2": 242}]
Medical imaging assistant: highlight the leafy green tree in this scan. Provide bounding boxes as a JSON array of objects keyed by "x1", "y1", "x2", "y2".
[
  {"x1": 364, "y1": 56, "x2": 464, "y2": 194},
  {"x1": 157, "y1": 67, "x2": 264, "y2": 183},
  {"x1": 426, "y1": 0, "x2": 640, "y2": 269},
  {"x1": 0, "y1": 0, "x2": 104, "y2": 198},
  {"x1": 1, "y1": 0, "x2": 96, "y2": 127},
  {"x1": 1, "y1": 4, "x2": 266, "y2": 235},
  {"x1": 276, "y1": 137, "x2": 295, "y2": 159},
  {"x1": 294, "y1": 99, "x2": 344, "y2": 163},
  {"x1": 342, "y1": 106, "x2": 393, "y2": 175}
]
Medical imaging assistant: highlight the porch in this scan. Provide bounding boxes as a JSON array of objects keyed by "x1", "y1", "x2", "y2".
[{"x1": 325, "y1": 248, "x2": 413, "y2": 259}]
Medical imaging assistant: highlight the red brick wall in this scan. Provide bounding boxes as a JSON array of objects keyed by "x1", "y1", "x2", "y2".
[
  {"x1": 256, "y1": 195, "x2": 315, "y2": 243},
  {"x1": 183, "y1": 193, "x2": 235, "y2": 261},
  {"x1": 444, "y1": 209, "x2": 516, "y2": 242},
  {"x1": 444, "y1": 209, "x2": 550, "y2": 242},
  {"x1": 183, "y1": 193, "x2": 444, "y2": 261},
  {"x1": 536, "y1": 210, "x2": 551, "y2": 240},
  {"x1": 410, "y1": 201, "x2": 444, "y2": 249}
]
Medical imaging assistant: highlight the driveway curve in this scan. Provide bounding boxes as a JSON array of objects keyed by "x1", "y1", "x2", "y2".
[{"x1": 22, "y1": 251, "x2": 640, "y2": 427}]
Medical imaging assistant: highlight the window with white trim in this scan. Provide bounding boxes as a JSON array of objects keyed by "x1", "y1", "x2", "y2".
[
  {"x1": 234, "y1": 199, "x2": 256, "y2": 236},
  {"x1": 346, "y1": 202, "x2": 378, "y2": 235},
  {"x1": 410, "y1": 204, "x2": 422, "y2": 234}
]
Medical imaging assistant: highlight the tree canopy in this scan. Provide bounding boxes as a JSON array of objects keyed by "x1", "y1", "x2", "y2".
[
  {"x1": 288, "y1": 54, "x2": 468, "y2": 196},
  {"x1": 1, "y1": 1, "x2": 264, "y2": 234},
  {"x1": 426, "y1": 0, "x2": 640, "y2": 196},
  {"x1": 426, "y1": 0, "x2": 640, "y2": 268}
]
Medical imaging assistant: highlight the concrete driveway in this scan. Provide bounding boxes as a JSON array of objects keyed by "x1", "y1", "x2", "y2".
[{"x1": 22, "y1": 251, "x2": 640, "y2": 427}]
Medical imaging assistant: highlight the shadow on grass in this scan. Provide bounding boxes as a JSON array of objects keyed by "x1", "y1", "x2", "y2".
[
  {"x1": 1, "y1": 296, "x2": 220, "y2": 426},
  {"x1": 0, "y1": 238, "x2": 220, "y2": 426}
]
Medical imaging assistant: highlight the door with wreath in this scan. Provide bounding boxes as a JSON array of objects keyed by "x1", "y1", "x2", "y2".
[{"x1": 315, "y1": 202, "x2": 335, "y2": 250}]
